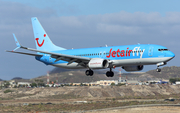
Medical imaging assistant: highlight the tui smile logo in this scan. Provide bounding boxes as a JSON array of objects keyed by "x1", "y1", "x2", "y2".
[{"x1": 35, "y1": 34, "x2": 46, "y2": 47}]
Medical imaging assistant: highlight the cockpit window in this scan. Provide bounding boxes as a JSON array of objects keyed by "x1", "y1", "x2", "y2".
[{"x1": 158, "y1": 49, "x2": 169, "y2": 51}]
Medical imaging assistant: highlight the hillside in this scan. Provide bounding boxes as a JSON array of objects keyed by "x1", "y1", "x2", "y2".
[
  {"x1": 11, "y1": 77, "x2": 23, "y2": 80},
  {"x1": 49, "y1": 68, "x2": 115, "y2": 74},
  {"x1": 31, "y1": 66, "x2": 180, "y2": 83},
  {"x1": 32, "y1": 70, "x2": 119, "y2": 83},
  {"x1": 1, "y1": 85, "x2": 180, "y2": 100},
  {"x1": 146, "y1": 66, "x2": 180, "y2": 79},
  {"x1": 0, "y1": 85, "x2": 180, "y2": 112}
]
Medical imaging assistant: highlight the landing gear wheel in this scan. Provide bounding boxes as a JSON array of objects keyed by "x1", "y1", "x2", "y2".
[
  {"x1": 156, "y1": 68, "x2": 161, "y2": 72},
  {"x1": 89, "y1": 70, "x2": 94, "y2": 76},
  {"x1": 85, "y1": 70, "x2": 94, "y2": 76},
  {"x1": 85, "y1": 70, "x2": 90, "y2": 76},
  {"x1": 106, "y1": 71, "x2": 114, "y2": 77},
  {"x1": 106, "y1": 71, "x2": 110, "y2": 77}
]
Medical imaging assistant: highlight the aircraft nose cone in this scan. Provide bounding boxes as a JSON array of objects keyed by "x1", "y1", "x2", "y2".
[
  {"x1": 168, "y1": 51, "x2": 175, "y2": 59},
  {"x1": 170, "y1": 51, "x2": 175, "y2": 58}
]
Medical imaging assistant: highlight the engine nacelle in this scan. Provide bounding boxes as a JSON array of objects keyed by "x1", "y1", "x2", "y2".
[
  {"x1": 122, "y1": 65, "x2": 144, "y2": 72},
  {"x1": 88, "y1": 58, "x2": 109, "y2": 69}
]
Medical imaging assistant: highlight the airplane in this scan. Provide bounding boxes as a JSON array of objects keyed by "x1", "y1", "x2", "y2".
[{"x1": 7, "y1": 17, "x2": 175, "y2": 77}]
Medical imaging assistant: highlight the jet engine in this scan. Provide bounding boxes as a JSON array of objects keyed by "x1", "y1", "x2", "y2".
[
  {"x1": 122, "y1": 65, "x2": 144, "y2": 72},
  {"x1": 88, "y1": 58, "x2": 109, "y2": 69}
]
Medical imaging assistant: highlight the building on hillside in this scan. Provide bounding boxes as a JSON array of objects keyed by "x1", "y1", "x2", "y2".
[
  {"x1": 126, "y1": 80, "x2": 139, "y2": 85},
  {"x1": 0, "y1": 81, "x2": 4, "y2": 87},
  {"x1": 9, "y1": 80, "x2": 17, "y2": 87},
  {"x1": 89, "y1": 82, "x2": 99, "y2": 86},
  {"x1": 72, "y1": 83, "x2": 81, "y2": 86},
  {"x1": 175, "y1": 81, "x2": 180, "y2": 85},
  {"x1": 147, "y1": 80, "x2": 169, "y2": 84},
  {"x1": 9, "y1": 80, "x2": 32, "y2": 87},
  {"x1": 96, "y1": 80, "x2": 119, "y2": 86},
  {"x1": 118, "y1": 79, "x2": 139, "y2": 85},
  {"x1": 45, "y1": 84, "x2": 53, "y2": 87},
  {"x1": 147, "y1": 80, "x2": 159, "y2": 84},
  {"x1": 17, "y1": 82, "x2": 31, "y2": 87},
  {"x1": 118, "y1": 79, "x2": 127, "y2": 83}
]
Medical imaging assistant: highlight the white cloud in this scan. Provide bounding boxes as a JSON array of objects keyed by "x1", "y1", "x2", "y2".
[
  {"x1": 38, "y1": 11, "x2": 180, "y2": 38},
  {"x1": 96, "y1": 23, "x2": 141, "y2": 35}
]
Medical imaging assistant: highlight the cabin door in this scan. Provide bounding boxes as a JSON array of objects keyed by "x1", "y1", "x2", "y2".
[{"x1": 148, "y1": 47, "x2": 153, "y2": 57}]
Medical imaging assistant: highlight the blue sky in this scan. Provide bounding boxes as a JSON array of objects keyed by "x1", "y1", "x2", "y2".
[
  {"x1": 1, "y1": 0, "x2": 180, "y2": 80},
  {"x1": 4, "y1": 0, "x2": 180, "y2": 16}
]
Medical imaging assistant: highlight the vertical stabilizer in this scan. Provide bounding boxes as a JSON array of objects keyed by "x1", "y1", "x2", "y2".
[{"x1": 31, "y1": 17, "x2": 66, "y2": 51}]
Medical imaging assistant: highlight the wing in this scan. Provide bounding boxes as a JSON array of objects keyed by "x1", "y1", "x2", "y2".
[
  {"x1": 20, "y1": 46, "x2": 91, "y2": 66},
  {"x1": 6, "y1": 34, "x2": 91, "y2": 66}
]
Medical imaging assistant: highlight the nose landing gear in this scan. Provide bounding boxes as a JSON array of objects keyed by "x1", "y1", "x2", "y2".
[
  {"x1": 156, "y1": 67, "x2": 161, "y2": 72},
  {"x1": 156, "y1": 62, "x2": 166, "y2": 72}
]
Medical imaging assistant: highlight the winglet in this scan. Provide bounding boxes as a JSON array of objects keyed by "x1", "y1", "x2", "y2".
[{"x1": 12, "y1": 33, "x2": 21, "y2": 51}]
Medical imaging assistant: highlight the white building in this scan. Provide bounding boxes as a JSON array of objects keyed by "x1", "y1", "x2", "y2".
[
  {"x1": 97, "y1": 80, "x2": 119, "y2": 86},
  {"x1": 175, "y1": 81, "x2": 180, "y2": 85},
  {"x1": 17, "y1": 82, "x2": 31, "y2": 87}
]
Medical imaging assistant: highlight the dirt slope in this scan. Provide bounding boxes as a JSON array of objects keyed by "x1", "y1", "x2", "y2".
[{"x1": 0, "y1": 85, "x2": 180, "y2": 100}]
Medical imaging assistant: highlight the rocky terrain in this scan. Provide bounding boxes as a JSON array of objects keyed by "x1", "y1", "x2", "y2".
[
  {"x1": 1, "y1": 66, "x2": 180, "y2": 112},
  {"x1": 3, "y1": 66, "x2": 179, "y2": 84},
  {"x1": 0, "y1": 84, "x2": 180, "y2": 101},
  {"x1": 29, "y1": 66, "x2": 180, "y2": 83},
  {"x1": 147, "y1": 66, "x2": 180, "y2": 79},
  {"x1": 0, "y1": 84, "x2": 180, "y2": 112}
]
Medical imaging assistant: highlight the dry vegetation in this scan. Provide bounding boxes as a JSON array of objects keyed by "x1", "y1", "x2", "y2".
[
  {"x1": 0, "y1": 84, "x2": 180, "y2": 112},
  {"x1": 0, "y1": 100, "x2": 180, "y2": 112}
]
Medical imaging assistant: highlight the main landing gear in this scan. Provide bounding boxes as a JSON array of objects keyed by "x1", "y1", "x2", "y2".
[
  {"x1": 85, "y1": 68, "x2": 114, "y2": 77},
  {"x1": 85, "y1": 69, "x2": 94, "y2": 76},
  {"x1": 106, "y1": 68, "x2": 114, "y2": 77}
]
